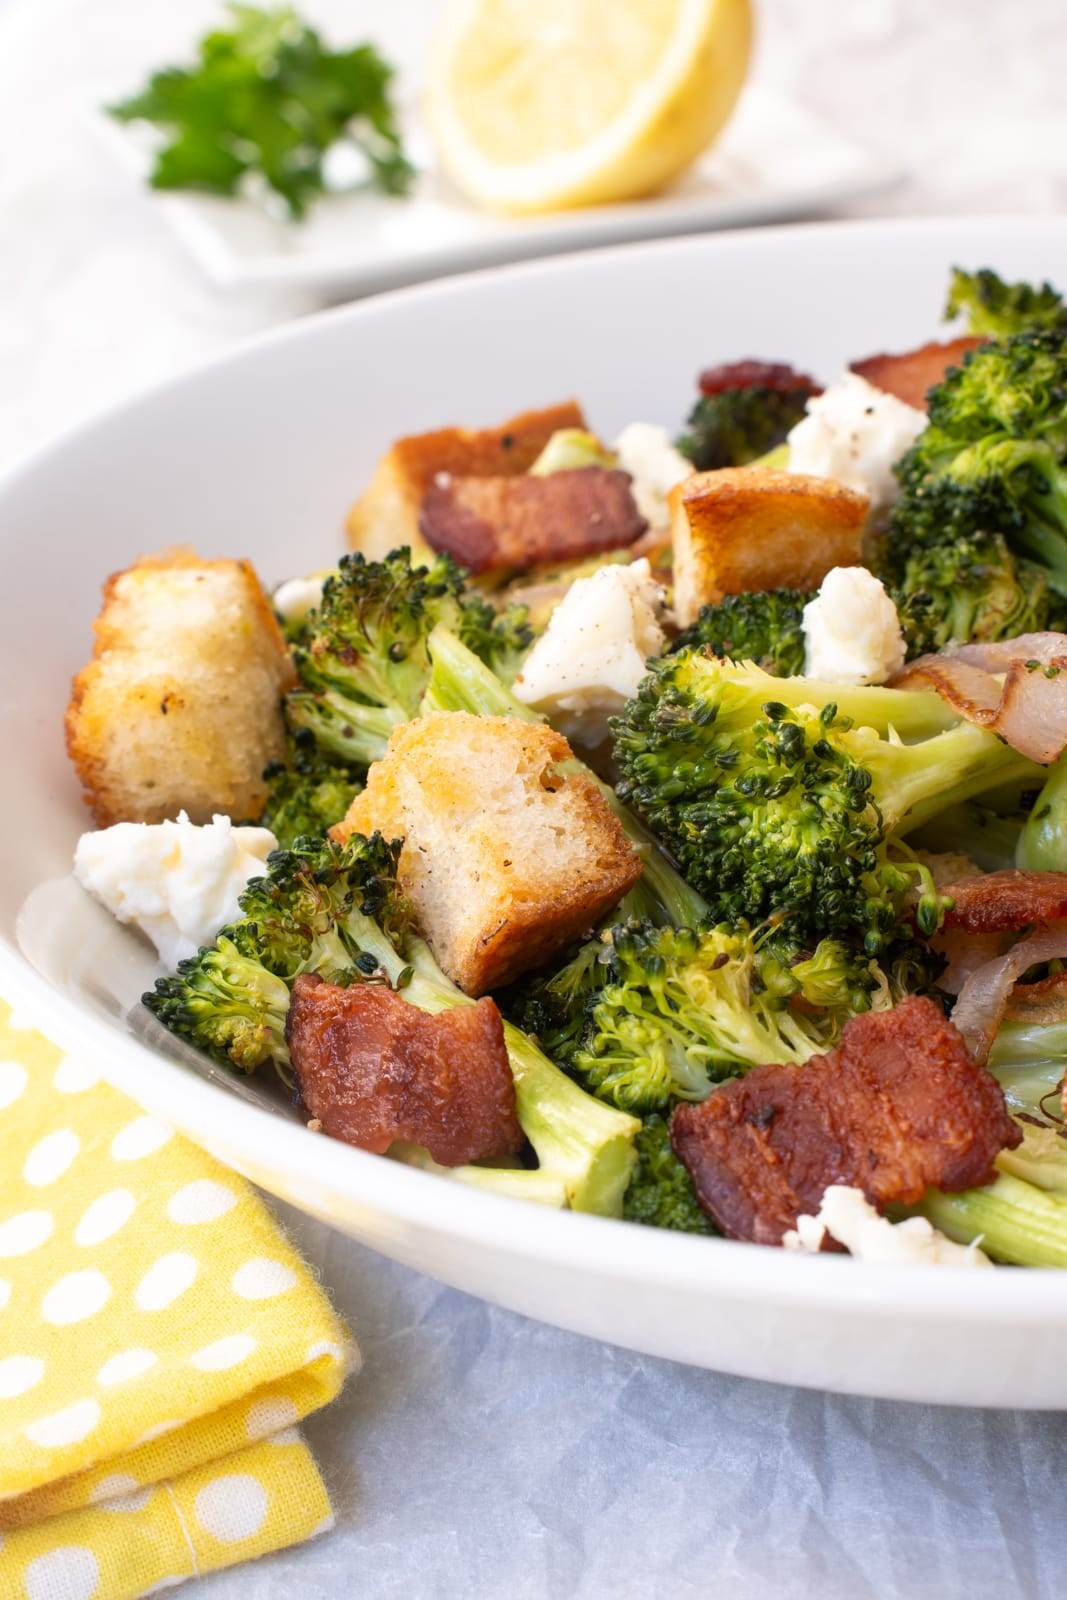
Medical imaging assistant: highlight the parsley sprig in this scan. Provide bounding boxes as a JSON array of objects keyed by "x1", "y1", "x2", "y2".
[{"x1": 109, "y1": 5, "x2": 413, "y2": 219}]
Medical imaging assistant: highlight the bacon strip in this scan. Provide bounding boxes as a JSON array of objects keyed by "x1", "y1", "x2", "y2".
[
  {"x1": 941, "y1": 870, "x2": 1067, "y2": 934},
  {"x1": 419, "y1": 468, "x2": 646, "y2": 574},
  {"x1": 893, "y1": 641, "x2": 1067, "y2": 764},
  {"x1": 670, "y1": 998, "x2": 1019, "y2": 1245},
  {"x1": 850, "y1": 336, "x2": 984, "y2": 410},
  {"x1": 697, "y1": 360, "x2": 820, "y2": 398},
  {"x1": 286, "y1": 974, "x2": 523, "y2": 1166}
]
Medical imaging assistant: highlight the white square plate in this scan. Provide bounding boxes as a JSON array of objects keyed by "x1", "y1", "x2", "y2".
[{"x1": 97, "y1": 88, "x2": 902, "y2": 297}]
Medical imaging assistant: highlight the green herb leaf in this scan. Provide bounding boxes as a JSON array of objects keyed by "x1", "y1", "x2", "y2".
[{"x1": 108, "y1": 4, "x2": 413, "y2": 219}]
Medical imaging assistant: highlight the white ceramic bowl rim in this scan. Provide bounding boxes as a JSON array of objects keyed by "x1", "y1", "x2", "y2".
[{"x1": 5, "y1": 215, "x2": 1067, "y2": 1328}]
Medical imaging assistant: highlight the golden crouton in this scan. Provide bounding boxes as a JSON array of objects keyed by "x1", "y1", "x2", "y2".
[
  {"x1": 66, "y1": 547, "x2": 296, "y2": 826},
  {"x1": 345, "y1": 400, "x2": 587, "y2": 564},
  {"x1": 670, "y1": 469, "x2": 869, "y2": 628},
  {"x1": 332, "y1": 711, "x2": 640, "y2": 995}
]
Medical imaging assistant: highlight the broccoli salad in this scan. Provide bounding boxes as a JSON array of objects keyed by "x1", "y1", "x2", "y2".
[{"x1": 66, "y1": 264, "x2": 1067, "y2": 1268}]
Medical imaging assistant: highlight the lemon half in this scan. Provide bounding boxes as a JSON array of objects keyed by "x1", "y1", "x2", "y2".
[{"x1": 427, "y1": 0, "x2": 753, "y2": 215}]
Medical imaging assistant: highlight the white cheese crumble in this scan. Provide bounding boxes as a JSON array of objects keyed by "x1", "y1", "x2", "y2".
[
  {"x1": 74, "y1": 812, "x2": 277, "y2": 968},
  {"x1": 783, "y1": 1186, "x2": 991, "y2": 1267},
  {"x1": 272, "y1": 572, "x2": 330, "y2": 626},
  {"x1": 513, "y1": 558, "x2": 667, "y2": 746},
  {"x1": 802, "y1": 566, "x2": 906, "y2": 684},
  {"x1": 787, "y1": 372, "x2": 926, "y2": 518},
  {"x1": 613, "y1": 422, "x2": 694, "y2": 530}
]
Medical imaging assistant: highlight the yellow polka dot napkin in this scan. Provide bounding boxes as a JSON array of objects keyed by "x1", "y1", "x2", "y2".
[{"x1": 0, "y1": 998, "x2": 357, "y2": 1598}]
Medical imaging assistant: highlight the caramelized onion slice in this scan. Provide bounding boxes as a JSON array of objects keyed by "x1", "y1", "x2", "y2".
[{"x1": 952, "y1": 923, "x2": 1067, "y2": 1065}]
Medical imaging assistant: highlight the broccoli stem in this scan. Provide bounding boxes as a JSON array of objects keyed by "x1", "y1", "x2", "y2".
[
  {"x1": 402, "y1": 939, "x2": 639, "y2": 1215},
  {"x1": 286, "y1": 687, "x2": 396, "y2": 768},
  {"x1": 913, "y1": 1172, "x2": 1067, "y2": 1268},
  {"x1": 706, "y1": 668, "x2": 962, "y2": 743},
  {"x1": 422, "y1": 624, "x2": 709, "y2": 928},
  {"x1": 388, "y1": 1143, "x2": 569, "y2": 1207},
  {"x1": 341, "y1": 909, "x2": 639, "y2": 1213},
  {"x1": 1016, "y1": 752, "x2": 1067, "y2": 871},
  {"x1": 872, "y1": 721, "x2": 1042, "y2": 837}
]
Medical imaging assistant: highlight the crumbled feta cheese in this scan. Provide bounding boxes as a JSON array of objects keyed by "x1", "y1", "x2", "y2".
[
  {"x1": 272, "y1": 572, "x2": 330, "y2": 626},
  {"x1": 802, "y1": 566, "x2": 906, "y2": 684},
  {"x1": 513, "y1": 559, "x2": 667, "y2": 745},
  {"x1": 783, "y1": 1186, "x2": 991, "y2": 1267},
  {"x1": 613, "y1": 422, "x2": 694, "y2": 530},
  {"x1": 74, "y1": 812, "x2": 277, "y2": 968},
  {"x1": 787, "y1": 372, "x2": 926, "y2": 518}
]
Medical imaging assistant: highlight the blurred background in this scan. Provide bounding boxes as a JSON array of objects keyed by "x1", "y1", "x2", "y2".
[{"x1": 1, "y1": 0, "x2": 1065, "y2": 476}]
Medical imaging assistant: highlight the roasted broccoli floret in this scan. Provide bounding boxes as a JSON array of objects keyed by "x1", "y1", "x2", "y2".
[
  {"x1": 673, "y1": 588, "x2": 809, "y2": 676},
  {"x1": 261, "y1": 729, "x2": 362, "y2": 848},
  {"x1": 145, "y1": 834, "x2": 638, "y2": 1215},
  {"x1": 565, "y1": 920, "x2": 890, "y2": 1113},
  {"x1": 145, "y1": 831, "x2": 405, "y2": 1072},
  {"x1": 612, "y1": 654, "x2": 1040, "y2": 956},
  {"x1": 886, "y1": 524, "x2": 1057, "y2": 656},
  {"x1": 623, "y1": 1114, "x2": 713, "y2": 1233},
  {"x1": 289, "y1": 548, "x2": 532, "y2": 766},
  {"x1": 946, "y1": 266, "x2": 1067, "y2": 339},
  {"x1": 676, "y1": 368, "x2": 815, "y2": 470},
  {"x1": 880, "y1": 327, "x2": 1067, "y2": 646},
  {"x1": 886, "y1": 331, "x2": 1067, "y2": 604}
]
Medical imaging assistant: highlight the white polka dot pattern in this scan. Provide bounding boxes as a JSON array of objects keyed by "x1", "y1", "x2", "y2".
[
  {"x1": 52, "y1": 1055, "x2": 100, "y2": 1094},
  {"x1": 166, "y1": 1179, "x2": 237, "y2": 1225},
  {"x1": 42, "y1": 1269, "x2": 111, "y2": 1327},
  {"x1": 190, "y1": 1334, "x2": 257, "y2": 1372},
  {"x1": 75, "y1": 1189, "x2": 136, "y2": 1247},
  {"x1": 246, "y1": 1397, "x2": 298, "y2": 1440},
  {"x1": 194, "y1": 1474, "x2": 269, "y2": 1543},
  {"x1": 89, "y1": 1472, "x2": 140, "y2": 1503},
  {"x1": 0, "y1": 1356, "x2": 44, "y2": 1400},
  {"x1": 25, "y1": 1398, "x2": 101, "y2": 1449},
  {"x1": 0, "y1": 997, "x2": 348, "y2": 1594},
  {"x1": 232, "y1": 1259, "x2": 297, "y2": 1300},
  {"x1": 110, "y1": 1115, "x2": 173, "y2": 1162},
  {"x1": 0, "y1": 1209, "x2": 53, "y2": 1257},
  {"x1": 96, "y1": 1348, "x2": 158, "y2": 1388},
  {"x1": 23, "y1": 1129, "x2": 80, "y2": 1187},
  {"x1": 134, "y1": 1252, "x2": 198, "y2": 1312},
  {"x1": 24, "y1": 1546, "x2": 100, "y2": 1600}
]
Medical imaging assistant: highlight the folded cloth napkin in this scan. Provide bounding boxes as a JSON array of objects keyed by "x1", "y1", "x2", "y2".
[{"x1": 0, "y1": 996, "x2": 357, "y2": 1598}]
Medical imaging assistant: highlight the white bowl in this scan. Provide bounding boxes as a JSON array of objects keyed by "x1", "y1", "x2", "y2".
[{"x1": 4, "y1": 216, "x2": 1067, "y2": 1408}]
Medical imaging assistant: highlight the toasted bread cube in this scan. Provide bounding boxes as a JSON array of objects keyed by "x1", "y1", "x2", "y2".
[
  {"x1": 345, "y1": 400, "x2": 587, "y2": 563},
  {"x1": 66, "y1": 547, "x2": 295, "y2": 826},
  {"x1": 332, "y1": 711, "x2": 640, "y2": 995},
  {"x1": 670, "y1": 468, "x2": 869, "y2": 628}
]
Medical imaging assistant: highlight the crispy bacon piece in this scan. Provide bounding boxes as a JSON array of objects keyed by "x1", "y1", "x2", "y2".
[
  {"x1": 941, "y1": 869, "x2": 1067, "y2": 934},
  {"x1": 850, "y1": 336, "x2": 984, "y2": 411},
  {"x1": 697, "y1": 360, "x2": 820, "y2": 398},
  {"x1": 419, "y1": 467, "x2": 646, "y2": 574},
  {"x1": 893, "y1": 640, "x2": 1067, "y2": 765},
  {"x1": 670, "y1": 998, "x2": 1020, "y2": 1246},
  {"x1": 286, "y1": 974, "x2": 523, "y2": 1166}
]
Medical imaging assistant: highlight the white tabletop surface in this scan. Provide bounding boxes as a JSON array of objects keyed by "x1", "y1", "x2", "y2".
[{"x1": 4, "y1": 2, "x2": 1067, "y2": 1595}]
